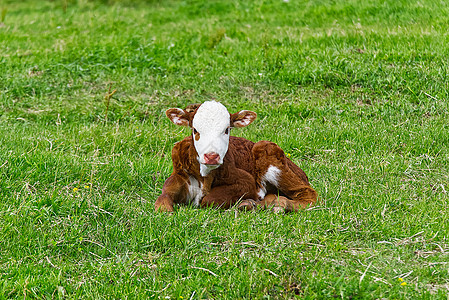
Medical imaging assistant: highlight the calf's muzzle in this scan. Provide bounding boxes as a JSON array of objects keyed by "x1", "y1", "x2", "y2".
[{"x1": 204, "y1": 152, "x2": 220, "y2": 165}]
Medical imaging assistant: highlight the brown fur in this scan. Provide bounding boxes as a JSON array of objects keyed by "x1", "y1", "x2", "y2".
[{"x1": 155, "y1": 136, "x2": 317, "y2": 212}]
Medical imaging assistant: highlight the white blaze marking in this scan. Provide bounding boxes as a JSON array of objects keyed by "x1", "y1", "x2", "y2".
[
  {"x1": 187, "y1": 176, "x2": 203, "y2": 206},
  {"x1": 192, "y1": 101, "x2": 231, "y2": 177},
  {"x1": 263, "y1": 165, "x2": 281, "y2": 187},
  {"x1": 258, "y1": 166, "x2": 281, "y2": 200}
]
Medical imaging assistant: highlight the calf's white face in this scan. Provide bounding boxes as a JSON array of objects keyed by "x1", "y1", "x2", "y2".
[
  {"x1": 192, "y1": 101, "x2": 230, "y2": 175},
  {"x1": 166, "y1": 101, "x2": 257, "y2": 177}
]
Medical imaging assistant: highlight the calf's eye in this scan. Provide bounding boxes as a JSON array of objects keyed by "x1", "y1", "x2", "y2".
[
  {"x1": 224, "y1": 128, "x2": 230, "y2": 135},
  {"x1": 193, "y1": 128, "x2": 200, "y2": 141}
]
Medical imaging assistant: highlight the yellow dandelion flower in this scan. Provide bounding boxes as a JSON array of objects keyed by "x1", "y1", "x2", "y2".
[
  {"x1": 73, "y1": 187, "x2": 78, "y2": 192},
  {"x1": 398, "y1": 278, "x2": 403, "y2": 282},
  {"x1": 84, "y1": 185, "x2": 90, "y2": 189},
  {"x1": 401, "y1": 282, "x2": 407, "y2": 286}
]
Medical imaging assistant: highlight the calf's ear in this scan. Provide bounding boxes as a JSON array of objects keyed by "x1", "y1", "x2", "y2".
[
  {"x1": 166, "y1": 108, "x2": 190, "y2": 126},
  {"x1": 231, "y1": 110, "x2": 257, "y2": 128},
  {"x1": 185, "y1": 103, "x2": 201, "y2": 113}
]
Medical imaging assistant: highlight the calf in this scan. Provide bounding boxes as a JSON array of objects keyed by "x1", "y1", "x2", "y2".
[{"x1": 155, "y1": 101, "x2": 317, "y2": 212}]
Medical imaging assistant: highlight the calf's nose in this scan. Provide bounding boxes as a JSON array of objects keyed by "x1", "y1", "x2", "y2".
[{"x1": 204, "y1": 152, "x2": 220, "y2": 165}]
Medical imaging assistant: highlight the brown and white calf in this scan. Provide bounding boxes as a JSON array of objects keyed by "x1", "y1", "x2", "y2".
[{"x1": 155, "y1": 101, "x2": 317, "y2": 212}]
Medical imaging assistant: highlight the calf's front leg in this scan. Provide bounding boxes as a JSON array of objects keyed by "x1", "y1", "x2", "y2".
[
  {"x1": 200, "y1": 170, "x2": 258, "y2": 209},
  {"x1": 155, "y1": 173, "x2": 189, "y2": 212},
  {"x1": 200, "y1": 185, "x2": 253, "y2": 209}
]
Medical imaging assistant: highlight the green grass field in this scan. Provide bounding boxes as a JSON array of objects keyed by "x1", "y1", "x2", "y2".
[{"x1": 1, "y1": 0, "x2": 449, "y2": 298}]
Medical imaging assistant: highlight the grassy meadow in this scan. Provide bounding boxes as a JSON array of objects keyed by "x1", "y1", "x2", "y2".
[{"x1": 1, "y1": 0, "x2": 449, "y2": 298}]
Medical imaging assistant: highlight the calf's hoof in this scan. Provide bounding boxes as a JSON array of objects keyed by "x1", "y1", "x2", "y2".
[
  {"x1": 272, "y1": 206, "x2": 285, "y2": 213},
  {"x1": 237, "y1": 199, "x2": 258, "y2": 211},
  {"x1": 155, "y1": 204, "x2": 174, "y2": 213}
]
